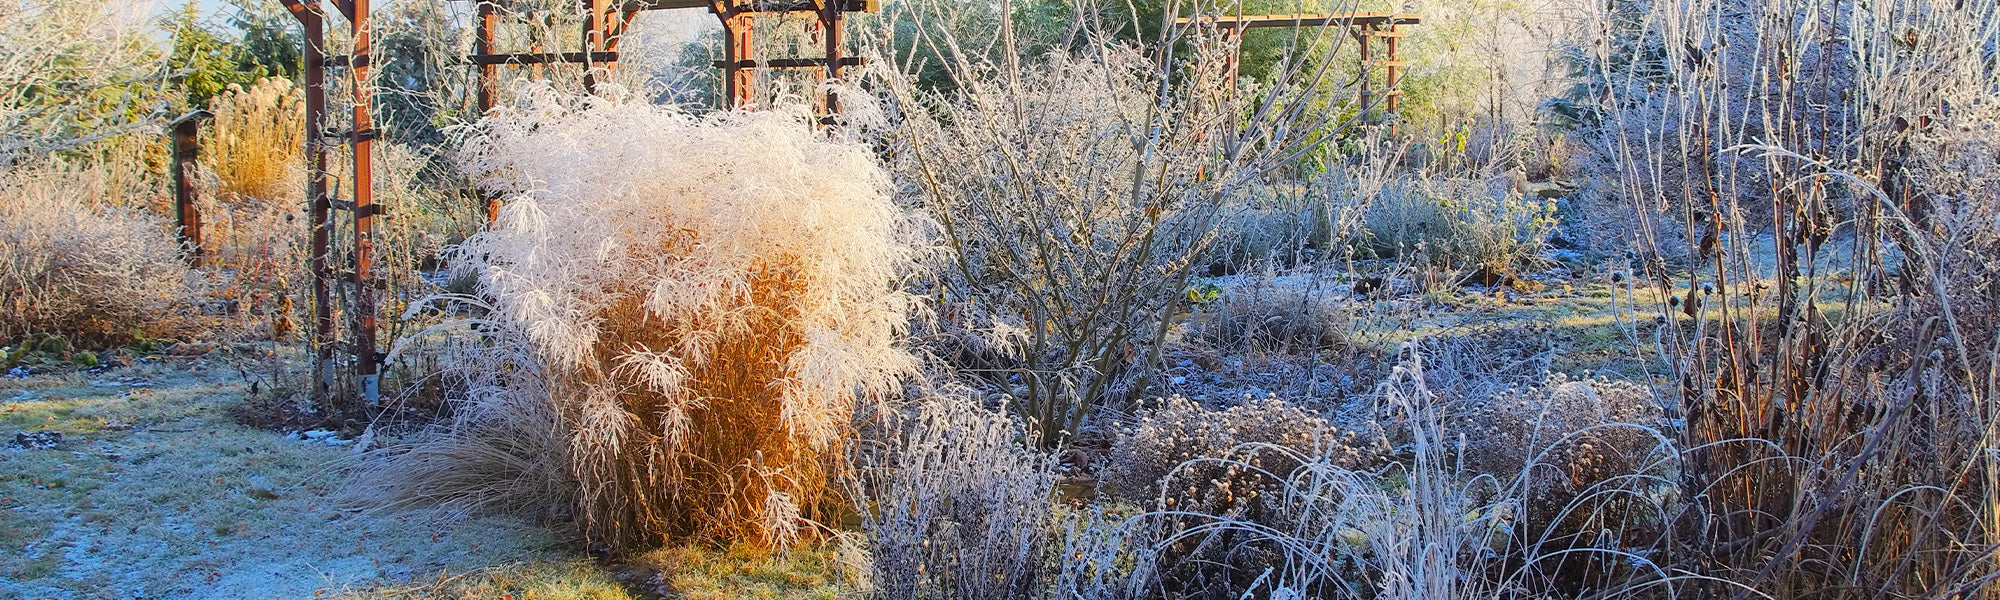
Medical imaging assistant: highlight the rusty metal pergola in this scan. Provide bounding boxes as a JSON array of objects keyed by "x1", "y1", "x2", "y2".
[
  {"x1": 276, "y1": 0, "x2": 873, "y2": 408},
  {"x1": 1178, "y1": 12, "x2": 1421, "y2": 123},
  {"x1": 237, "y1": 3, "x2": 1408, "y2": 409}
]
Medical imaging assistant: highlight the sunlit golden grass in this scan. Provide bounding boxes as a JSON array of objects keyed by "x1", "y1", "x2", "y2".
[
  {"x1": 577, "y1": 261, "x2": 841, "y2": 550},
  {"x1": 202, "y1": 77, "x2": 303, "y2": 205}
]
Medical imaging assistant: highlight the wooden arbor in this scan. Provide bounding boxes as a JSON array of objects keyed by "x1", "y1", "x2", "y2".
[
  {"x1": 280, "y1": 0, "x2": 874, "y2": 408},
  {"x1": 1178, "y1": 12, "x2": 1422, "y2": 123},
  {"x1": 470, "y1": 0, "x2": 878, "y2": 113},
  {"x1": 281, "y1": 0, "x2": 379, "y2": 406}
]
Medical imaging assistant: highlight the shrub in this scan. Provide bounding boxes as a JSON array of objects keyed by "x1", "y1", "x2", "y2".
[
  {"x1": 884, "y1": 43, "x2": 1247, "y2": 447},
  {"x1": 1107, "y1": 396, "x2": 1384, "y2": 508},
  {"x1": 854, "y1": 395, "x2": 1059, "y2": 600},
  {"x1": 877, "y1": 1, "x2": 1379, "y2": 447},
  {"x1": 1182, "y1": 275, "x2": 1352, "y2": 356},
  {"x1": 367, "y1": 88, "x2": 921, "y2": 553},
  {"x1": 1359, "y1": 179, "x2": 1557, "y2": 285},
  {"x1": 1087, "y1": 351, "x2": 1668, "y2": 600},
  {"x1": 0, "y1": 166, "x2": 193, "y2": 344},
  {"x1": 1454, "y1": 374, "x2": 1663, "y2": 492},
  {"x1": 1105, "y1": 395, "x2": 1388, "y2": 599}
]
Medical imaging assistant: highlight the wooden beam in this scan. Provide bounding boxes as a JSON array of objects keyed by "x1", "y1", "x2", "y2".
[
  {"x1": 351, "y1": 0, "x2": 378, "y2": 405},
  {"x1": 1175, "y1": 12, "x2": 1421, "y2": 29},
  {"x1": 713, "y1": 57, "x2": 863, "y2": 69},
  {"x1": 469, "y1": 51, "x2": 620, "y2": 65},
  {"x1": 278, "y1": 0, "x2": 322, "y2": 20},
  {"x1": 455, "y1": 0, "x2": 876, "y2": 11}
]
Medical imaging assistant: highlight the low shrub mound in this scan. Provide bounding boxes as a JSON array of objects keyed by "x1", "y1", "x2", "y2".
[
  {"x1": 1106, "y1": 396, "x2": 1390, "y2": 599},
  {"x1": 0, "y1": 166, "x2": 193, "y2": 345},
  {"x1": 1183, "y1": 277, "x2": 1352, "y2": 356},
  {"x1": 370, "y1": 88, "x2": 920, "y2": 552}
]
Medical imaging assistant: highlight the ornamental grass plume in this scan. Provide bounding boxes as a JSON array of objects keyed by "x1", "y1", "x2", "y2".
[
  {"x1": 203, "y1": 77, "x2": 304, "y2": 205},
  {"x1": 373, "y1": 86, "x2": 921, "y2": 553}
]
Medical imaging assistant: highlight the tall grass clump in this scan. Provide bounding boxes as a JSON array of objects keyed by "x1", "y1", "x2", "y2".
[
  {"x1": 203, "y1": 77, "x2": 302, "y2": 204},
  {"x1": 368, "y1": 86, "x2": 921, "y2": 553},
  {"x1": 0, "y1": 165, "x2": 192, "y2": 344},
  {"x1": 192, "y1": 77, "x2": 308, "y2": 342}
]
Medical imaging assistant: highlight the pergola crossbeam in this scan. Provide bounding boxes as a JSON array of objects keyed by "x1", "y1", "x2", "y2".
[{"x1": 1174, "y1": 12, "x2": 1420, "y2": 29}]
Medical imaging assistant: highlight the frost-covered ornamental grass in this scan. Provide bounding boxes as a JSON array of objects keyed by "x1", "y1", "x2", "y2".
[{"x1": 373, "y1": 87, "x2": 921, "y2": 552}]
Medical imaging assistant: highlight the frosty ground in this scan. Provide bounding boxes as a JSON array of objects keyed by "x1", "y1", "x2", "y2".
[
  {"x1": 0, "y1": 349, "x2": 866, "y2": 599},
  {"x1": 2, "y1": 268, "x2": 1668, "y2": 599}
]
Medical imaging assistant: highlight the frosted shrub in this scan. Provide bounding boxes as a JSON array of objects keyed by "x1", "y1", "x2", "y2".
[
  {"x1": 885, "y1": 46, "x2": 1237, "y2": 447},
  {"x1": 855, "y1": 395, "x2": 1059, "y2": 600},
  {"x1": 0, "y1": 166, "x2": 193, "y2": 343},
  {"x1": 1455, "y1": 374, "x2": 1664, "y2": 493},
  {"x1": 1452, "y1": 373, "x2": 1671, "y2": 582},
  {"x1": 1108, "y1": 396, "x2": 1385, "y2": 508},
  {"x1": 878, "y1": 1, "x2": 1365, "y2": 446},
  {"x1": 1360, "y1": 179, "x2": 1557, "y2": 284},
  {"x1": 1130, "y1": 353, "x2": 1669, "y2": 599},
  {"x1": 1184, "y1": 277, "x2": 1352, "y2": 356},
  {"x1": 376, "y1": 87, "x2": 920, "y2": 552},
  {"x1": 1107, "y1": 395, "x2": 1387, "y2": 598}
]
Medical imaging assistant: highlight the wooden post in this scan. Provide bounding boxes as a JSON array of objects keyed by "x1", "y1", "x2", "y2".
[
  {"x1": 169, "y1": 111, "x2": 211, "y2": 267},
  {"x1": 477, "y1": 0, "x2": 501, "y2": 225},
  {"x1": 1357, "y1": 24, "x2": 1373, "y2": 124},
  {"x1": 721, "y1": 7, "x2": 754, "y2": 109},
  {"x1": 820, "y1": 3, "x2": 842, "y2": 116},
  {"x1": 352, "y1": 0, "x2": 380, "y2": 406},
  {"x1": 582, "y1": 0, "x2": 610, "y2": 93},
  {"x1": 1385, "y1": 23, "x2": 1401, "y2": 117},
  {"x1": 281, "y1": 0, "x2": 336, "y2": 407},
  {"x1": 476, "y1": 1, "x2": 497, "y2": 114}
]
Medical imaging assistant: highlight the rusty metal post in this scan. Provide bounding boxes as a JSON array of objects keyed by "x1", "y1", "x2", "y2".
[
  {"x1": 820, "y1": 3, "x2": 843, "y2": 116},
  {"x1": 477, "y1": 1, "x2": 498, "y2": 114},
  {"x1": 1357, "y1": 24, "x2": 1373, "y2": 123},
  {"x1": 352, "y1": 0, "x2": 380, "y2": 405},
  {"x1": 169, "y1": 111, "x2": 211, "y2": 267},
  {"x1": 281, "y1": 0, "x2": 336, "y2": 407},
  {"x1": 582, "y1": 0, "x2": 609, "y2": 93},
  {"x1": 721, "y1": 7, "x2": 754, "y2": 109}
]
